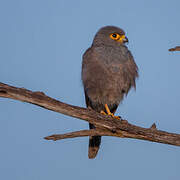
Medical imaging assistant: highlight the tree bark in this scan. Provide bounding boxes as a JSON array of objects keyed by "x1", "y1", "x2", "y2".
[{"x1": 0, "y1": 82, "x2": 180, "y2": 146}]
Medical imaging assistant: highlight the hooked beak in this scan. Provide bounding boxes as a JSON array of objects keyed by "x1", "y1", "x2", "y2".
[
  {"x1": 118, "y1": 35, "x2": 129, "y2": 44},
  {"x1": 123, "y1": 36, "x2": 129, "y2": 43}
]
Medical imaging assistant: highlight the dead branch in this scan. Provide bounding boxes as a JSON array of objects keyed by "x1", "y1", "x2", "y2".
[
  {"x1": 44, "y1": 129, "x2": 119, "y2": 141},
  {"x1": 169, "y1": 46, "x2": 180, "y2": 52},
  {"x1": 0, "y1": 82, "x2": 180, "y2": 146}
]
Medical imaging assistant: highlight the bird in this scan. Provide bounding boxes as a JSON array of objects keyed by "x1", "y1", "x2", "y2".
[{"x1": 81, "y1": 26, "x2": 138, "y2": 159}]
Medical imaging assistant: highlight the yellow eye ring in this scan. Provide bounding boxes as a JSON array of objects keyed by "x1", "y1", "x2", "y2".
[{"x1": 110, "y1": 33, "x2": 120, "y2": 41}]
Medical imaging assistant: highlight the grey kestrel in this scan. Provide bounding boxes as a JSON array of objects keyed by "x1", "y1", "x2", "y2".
[{"x1": 81, "y1": 26, "x2": 138, "y2": 159}]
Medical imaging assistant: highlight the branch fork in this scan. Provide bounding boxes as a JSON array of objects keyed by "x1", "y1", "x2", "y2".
[{"x1": 0, "y1": 82, "x2": 180, "y2": 146}]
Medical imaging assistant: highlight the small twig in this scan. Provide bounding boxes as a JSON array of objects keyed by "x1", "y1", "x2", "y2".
[
  {"x1": 150, "y1": 123, "x2": 157, "y2": 130},
  {"x1": 169, "y1": 46, "x2": 180, "y2": 52}
]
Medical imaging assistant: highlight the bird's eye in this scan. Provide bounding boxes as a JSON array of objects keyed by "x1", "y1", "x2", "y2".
[{"x1": 110, "y1": 33, "x2": 120, "y2": 41}]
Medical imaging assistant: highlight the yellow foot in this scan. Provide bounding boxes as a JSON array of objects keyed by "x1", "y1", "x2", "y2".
[
  {"x1": 110, "y1": 114, "x2": 120, "y2": 120},
  {"x1": 100, "y1": 110, "x2": 107, "y2": 115},
  {"x1": 100, "y1": 104, "x2": 120, "y2": 120}
]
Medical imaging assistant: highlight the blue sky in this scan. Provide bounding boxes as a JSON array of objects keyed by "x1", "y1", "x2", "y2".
[{"x1": 0, "y1": 0, "x2": 180, "y2": 179}]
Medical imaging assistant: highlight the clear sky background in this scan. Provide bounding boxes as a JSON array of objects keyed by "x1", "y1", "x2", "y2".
[{"x1": 0, "y1": 0, "x2": 180, "y2": 179}]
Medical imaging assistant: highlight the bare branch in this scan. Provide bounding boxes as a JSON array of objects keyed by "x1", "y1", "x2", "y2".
[
  {"x1": 169, "y1": 46, "x2": 180, "y2": 52},
  {"x1": 44, "y1": 129, "x2": 122, "y2": 141},
  {"x1": 0, "y1": 82, "x2": 180, "y2": 146}
]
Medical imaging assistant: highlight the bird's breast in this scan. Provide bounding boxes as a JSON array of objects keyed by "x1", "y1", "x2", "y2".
[
  {"x1": 94, "y1": 45, "x2": 129, "y2": 65},
  {"x1": 82, "y1": 45, "x2": 137, "y2": 106}
]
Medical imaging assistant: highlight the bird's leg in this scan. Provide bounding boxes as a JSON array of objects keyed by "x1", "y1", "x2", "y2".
[
  {"x1": 105, "y1": 104, "x2": 119, "y2": 119},
  {"x1": 100, "y1": 104, "x2": 120, "y2": 120}
]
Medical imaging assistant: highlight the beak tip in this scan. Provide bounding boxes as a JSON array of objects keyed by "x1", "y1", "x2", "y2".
[{"x1": 124, "y1": 37, "x2": 129, "y2": 43}]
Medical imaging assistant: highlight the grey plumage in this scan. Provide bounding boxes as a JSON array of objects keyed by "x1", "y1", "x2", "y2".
[{"x1": 82, "y1": 26, "x2": 138, "y2": 159}]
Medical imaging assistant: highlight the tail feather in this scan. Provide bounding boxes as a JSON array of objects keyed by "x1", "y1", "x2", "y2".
[
  {"x1": 85, "y1": 92, "x2": 118, "y2": 159},
  {"x1": 88, "y1": 123, "x2": 101, "y2": 159}
]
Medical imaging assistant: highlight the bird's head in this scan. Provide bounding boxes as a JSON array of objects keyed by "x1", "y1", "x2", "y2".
[{"x1": 92, "y1": 26, "x2": 128, "y2": 47}]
